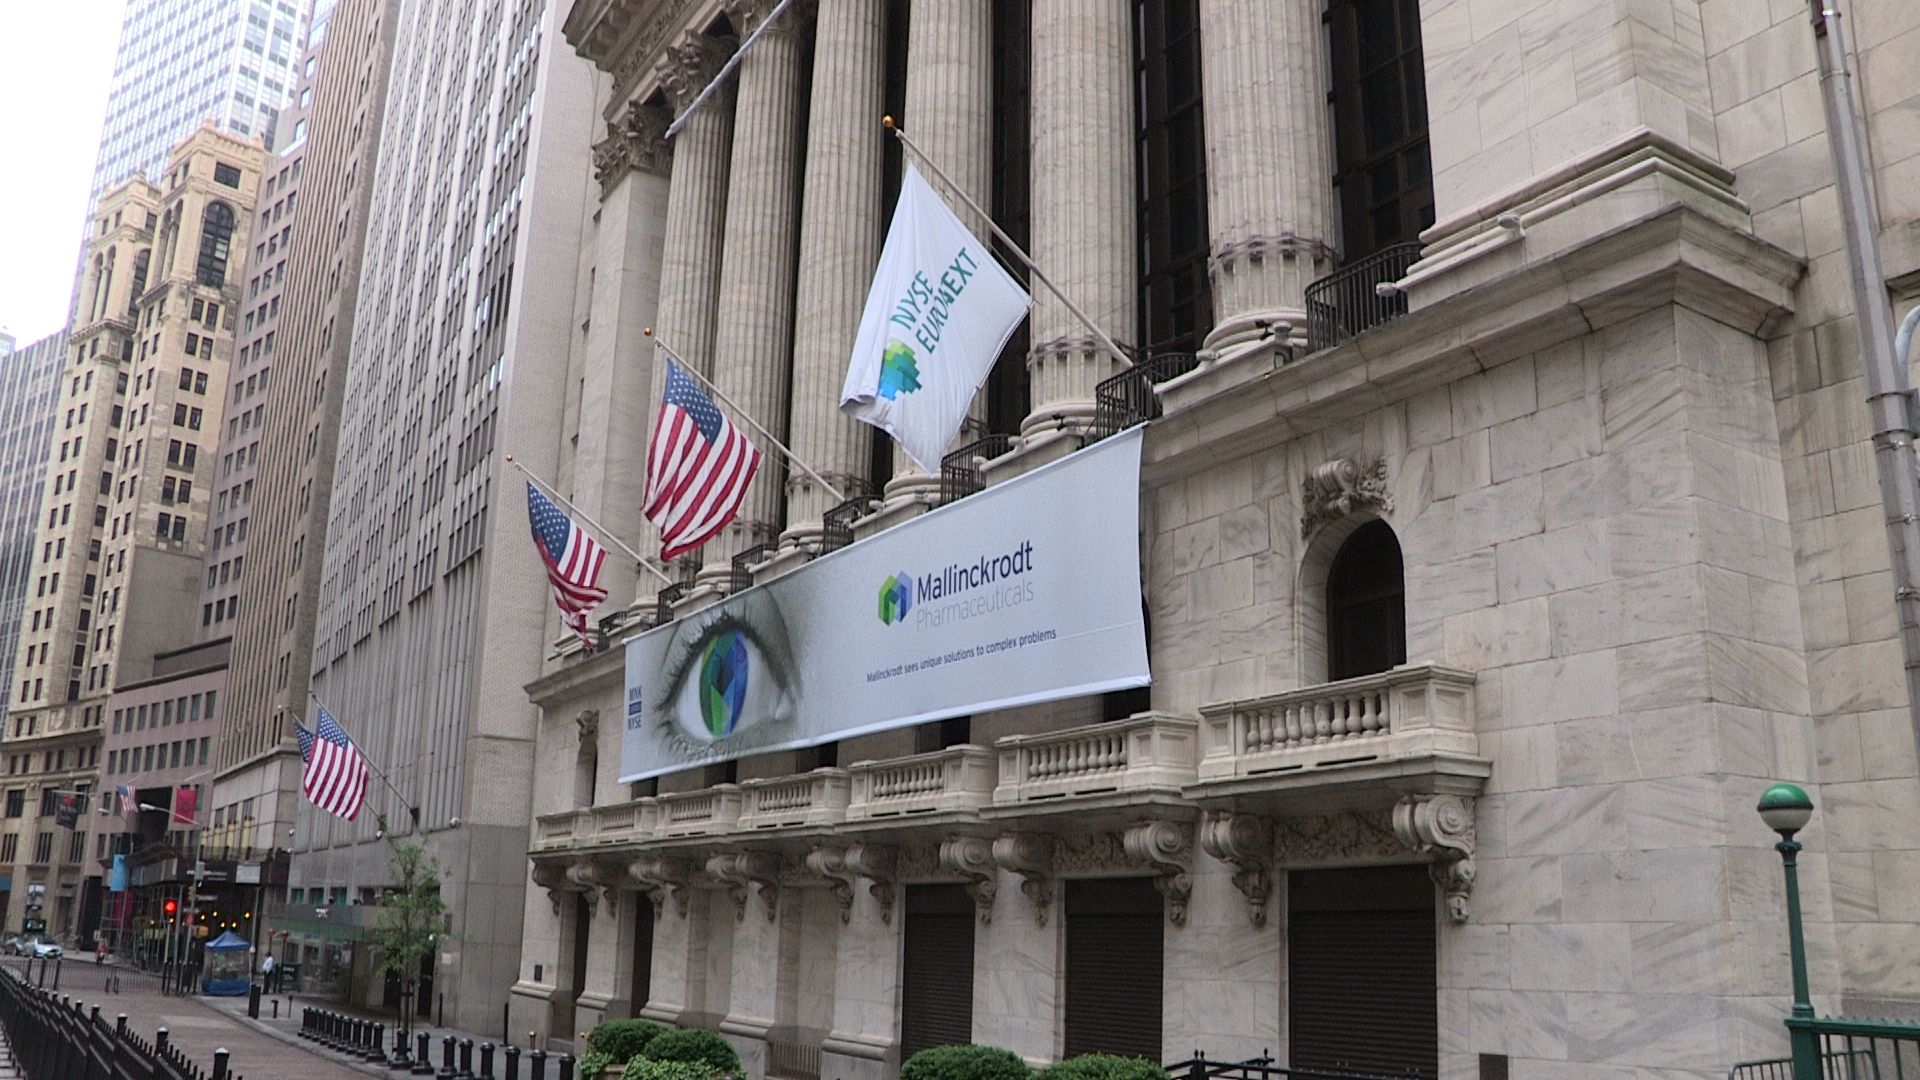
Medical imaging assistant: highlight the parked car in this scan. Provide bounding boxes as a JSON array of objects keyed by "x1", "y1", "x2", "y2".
[{"x1": 28, "y1": 940, "x2": 60, "y2": 959}]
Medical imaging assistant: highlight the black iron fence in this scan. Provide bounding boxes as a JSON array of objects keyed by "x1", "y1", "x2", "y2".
[
  {"x1": 1303, "y1": 242, "x2": 1421, "y2": 353},
  {"x1": 1167, "y1": 1052, "x2": 1425, "y2": 1080},
  {"x1": 1729, "y1": 1018, "x2": 1920, "y2": 1080},
  {"x1": 939, "y1": 434, "x2": 1015, "y2": 504},
  {"x1": 299, "y1": 1004, "x2": 575, "y2": 1078},
  {"x1": 0, "y1": 962, "x2": 240, "y2": 1080},
  {"x1": 729, "y1": 542, "x2": 779, "y2": 594},
  {"x1": 1090, "y1": 351, "x2": 1205, "y2": 442}
]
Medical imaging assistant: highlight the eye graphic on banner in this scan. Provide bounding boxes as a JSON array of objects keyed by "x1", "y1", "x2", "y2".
[{"x1": 649, "y1": 594, "x2": 799, "y2": 754}]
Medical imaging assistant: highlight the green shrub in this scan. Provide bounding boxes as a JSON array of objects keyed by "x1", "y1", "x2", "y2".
[
  {"x1": 580, "y1": 1051, "x2": 615, "y2": 1079},
  {"x1": 591, "y1": 1019, "x2": 671, "y2": 1063},
  {"x1": 1034, "y1": 1055, "x2": 1167, "y2": 1080},
  {"x1": 900, "y1": 1045, "x2": 1033, "y2": 1080},
  {"x1": 623, "y1": 1059, "x2": 720, "y2": 1080},
  {"x1": 642, "y1": 1028, "x2": 742, "y2": 1076}
]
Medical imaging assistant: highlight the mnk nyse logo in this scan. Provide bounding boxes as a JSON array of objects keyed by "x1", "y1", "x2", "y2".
[{"x1": 878, "y1": 572, "x2": 914, "y2": 625}]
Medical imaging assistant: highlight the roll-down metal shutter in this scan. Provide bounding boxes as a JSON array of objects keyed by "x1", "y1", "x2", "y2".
[
  {"x1": 1288, "y1": 865, "x2": 1437, "y2": 1079},
  {"x1": 901, "y1": 884, "x2": 976, "y2": 1056},
  {"x1": 631, "y1": 892, "x2": 654, "y2": 1014},
  {"x1": 1065, "y1": 877, "x2": 1164, "y2": 1061}
]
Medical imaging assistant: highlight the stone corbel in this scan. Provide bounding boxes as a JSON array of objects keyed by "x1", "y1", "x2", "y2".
[
  {"x1": 846, "y1": 844, "x2": 898, "y2": 924},
  {"x1": 804, "y1": 846, "x2": 858, "y2": 922},
  {"x1": 992, "y1": 833, "x2": 1058, "y2": 926},
  {"x1": 1393, "y1": 795, "x2": 1476, "y2": 923},
  {"x1": 574, "y1": 709, "x2": 600, "y2": 744},
  {"x1": 531, "y1": 858, "x2": 590, "y2": 917},
  {"x1": 628, "y1": 854, "x2": 692, "y2": 919},
  {"x1": 1200, "y1": 812, "x2": 1274, "y2": 928},
  {"x1": 1300, "y1": 457, "x2": 1392, "y2": 539},
  {"x1": 708, "y1": 851, "x2": 782, "y2": 922},
  {"x1": 566, "y1": 858, "x2": 602, "y2": 913},
  {"x1": 937, "y1": 836, "x2": 996, "y2": 925},
  {"x1": 1123, "y1": 821, "x2": 1193, "y2": 926}
]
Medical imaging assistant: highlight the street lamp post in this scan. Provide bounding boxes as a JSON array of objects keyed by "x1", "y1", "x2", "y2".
[{"x1": 1758, "y1": 783, "x2": 1819, "y2": 1080}]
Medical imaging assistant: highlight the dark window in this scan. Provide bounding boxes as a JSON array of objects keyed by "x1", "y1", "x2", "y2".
[
  {"x1": 1326, "y1": 519, "x2": 1405, "y2": 680},
  {"x1": 900, "y1": 884, "x2": 976, "y2": 1057},
  {"x1": 3, "y1": 791, "x2": 20, "y2": 818},
  {"x1": 213, "y1": 162, "x2": 242, "y2": 188},
  {"x1": 1289, "y1": 864, "x2": 1437, "y2": 1079},
  {"x1": 985, "y1": 0, "x2": 1031, "y2": 436},
  {"x1": 1327, "y1": 0, "x2": 1433, "y2": 259},
  {"x1": 630, "y1": 893, "x2": 654, "y2": 1015},
  {"x1": 1064, "y1": 877, "x2": 1164, "y2": 1060},
  {"x1": 914, "y1": 717, "x2": 971, "y2": 753},
  {"x1": 196, "y1": 202, "x2": 237, "y2": 287},
  {"x1": 1136, "y1": 0, "x2": 1212, "y2": 354}
]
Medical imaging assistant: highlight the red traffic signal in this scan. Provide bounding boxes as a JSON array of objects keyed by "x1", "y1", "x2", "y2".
[{"x1": 163, "y1": 899, "x2": 178, "y2": 916}]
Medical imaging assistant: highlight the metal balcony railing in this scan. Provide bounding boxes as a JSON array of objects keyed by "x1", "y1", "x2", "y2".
[
  {"x1": 939, "y1": 433, "x2": 1014, "y2": 504},
  {"x1": 819, "y1": 484, "x2": 877, "y2": 555},
  {"x1": 1090, "y1": 351, "x2": 1204, "y2": 441},
  {"x1": 1303, "y1": 242, "x2": 1421, "y2": 353},
  {"x1": 729, "y1": 542, "x2": 777, "y2": 594}
]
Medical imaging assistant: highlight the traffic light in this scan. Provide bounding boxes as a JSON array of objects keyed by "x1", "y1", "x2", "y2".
[{"x1": 163, "y1": 899, "x2": 178, "y2": 917}]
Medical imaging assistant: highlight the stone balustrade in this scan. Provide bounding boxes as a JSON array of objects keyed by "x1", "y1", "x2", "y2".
[
  {"x1": 1195, "y1": 663, "x2": 1478, "y2": 782},
  {"x1": 992, "y1": 712, "x2": 1198, "y2": 803},
  {"x1": 653, "y1": 784, "x2": 744, "y2": 838},
  {"x1": 846, "y1": 744, "x2": 995, "y2": 819},
  {"x1": 739, "y1": 768, "x2": 852, "y2": 829},
  {"x1": 532, "y1": 809, "x2": 590, "y2": 852}
]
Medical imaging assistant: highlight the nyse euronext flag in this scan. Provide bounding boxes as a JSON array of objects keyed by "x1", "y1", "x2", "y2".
[{"x1": 841, "y1": 163, "x2": 1030, "y2": 473}]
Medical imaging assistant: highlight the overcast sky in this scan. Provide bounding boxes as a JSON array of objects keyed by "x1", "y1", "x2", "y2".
[{"x1": 0, "y1": 0, "x2": 129, "y2": 347}]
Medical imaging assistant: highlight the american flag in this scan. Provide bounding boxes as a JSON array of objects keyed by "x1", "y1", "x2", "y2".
[
  {"x1": 117, "y1": 785, "x2": 136, "y2": 817},
  {"x1": 295, "y1": 709, "x2": 370, "y2": 821},
  {"x1": 643, "y1": 361, "x2": 761, "y2": 560},
  {"x1": 526, "y1": 482, "x2": 608, "y2": 646}
]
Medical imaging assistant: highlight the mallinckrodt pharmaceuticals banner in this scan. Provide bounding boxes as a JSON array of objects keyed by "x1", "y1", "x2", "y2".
[{"x1": 619, "y1": 427, "x2": 1148, "y2": 782}]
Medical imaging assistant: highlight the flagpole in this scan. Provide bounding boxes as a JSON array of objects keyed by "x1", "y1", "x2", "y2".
[
  {"x1": 503, "y1": 455, "x2": 677, "y2": 587},
  {"x1": 661, "y1": 0, "x2": 799, "y2": 140},
  {"x1": 302, "y1": 693, "x2": 420, "y2": 827},
  {"x1": 883, "y1": 116, "x2": 1135, "y2": 373},
  {"x1": 644, "y1": 328, "x2": 849, "y2": 504}
]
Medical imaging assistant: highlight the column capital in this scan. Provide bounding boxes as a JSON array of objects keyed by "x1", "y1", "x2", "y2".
[
  {"x1": 724, "y1": 0, "x2": 815, "y2": 39},
  {"x1": 591, "y1": 103, "x2": 674, "y2": 192},
  {"x1": 657, "y1": 31, "x2": 737, "y2": 112}
]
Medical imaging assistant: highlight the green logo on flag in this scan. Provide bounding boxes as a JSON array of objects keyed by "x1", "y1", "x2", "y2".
[{"x1": 878, "y1": 340, "x2": 922, "y2": 400}]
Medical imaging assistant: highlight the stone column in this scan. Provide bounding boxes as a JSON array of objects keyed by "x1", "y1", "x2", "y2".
[
  {"x1": 1198, "y1": 0, "x2": 1334, "y2": 354},
  {"x1": 780, "y1": 0, "x2": 889, "y2": 551},
  {"x1": 882, "y1": 0, "x2": 995, "y2": 506},
  {"x1": 647, "y1": 31, "x2": 737, "y2": 572},
  {"x1": 1024, "y1": 0, "x2": 1136, "y2": 438},
  {"x1": 698, "y1": 0, "x2": 813, "y2": 584}
]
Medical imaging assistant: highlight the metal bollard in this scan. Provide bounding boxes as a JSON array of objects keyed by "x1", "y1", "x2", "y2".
[
  {"x1": 212, "y1": 1048, "x2": 231, "y2": 1080},
  {"x1": 480, "y1": 1043, "x2": 496, "y2": 1079},
  {"x1": 557, "y1": 1053, "x2": 574, "y2": 1080},
  {"x1": 156, "y1": 1026, "x2": 170, "y2": 1053},
  {"x1": 50, "y1": 958, "x2": 59, "y2": 991},
  {"x1": 412, "y1": 1032, "x2": 435, "y2": 1076},
  {"x1": 440, "y1": 1033, "x2": 458, "y2": 1079},
  {"x1": 248, "y1": 982, "x2": 262, "y2": 1018},
  {"x1": 459, "y1": 1038, "x2": 475, "y2": 1079},
  {"x1": 529, "y1": 1049, "x2": 547, "y2": 1080},
  {"x1": 272, "y1": 997, "x2": 279, "y2": 1019},
  {"x1": 505, "y1": 1045, "x2": 520, "y2": 1080},
  {"x1": 392, "y1": 1024, "x2": 414, "y2": 1070},
  {"x1": 370, "y1": 1022, "x2": 389, "y2": 1063}
]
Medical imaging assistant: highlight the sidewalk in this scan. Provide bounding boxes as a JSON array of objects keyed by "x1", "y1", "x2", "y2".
[{"x1": 194, "y1": 982, "x2": 522, "y2": 1076}]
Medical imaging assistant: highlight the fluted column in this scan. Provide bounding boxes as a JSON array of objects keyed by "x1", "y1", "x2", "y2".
[
  {"x1": 781, "y1": 0, "x2": 888, "y2": 547},
  {"x1": 884, "y1": 0, "x2": 995, "y2": 502},
  {"x1": 1025, "y1": 0, "x2": 1136, "y2": 436},
  {"x1": 1199, "y1": 0, "x2": 1334, "y2": 354},
  {"x1": 699, "y1": 0, "x2": 813, "y2": 580}
]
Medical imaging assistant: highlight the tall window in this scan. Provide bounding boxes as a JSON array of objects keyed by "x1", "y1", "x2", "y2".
[
  {"x1": 986, "y1": 0, "x2": 1032, "y2": 435},
  {"x1": 196, "y1": 202, "x2": 236, "y2": 287},
  {"x1": 1136, "y1": 0, "x2": 1211, "y2": 355},
  {"x1": 1325, "y1": 519, "x2": 1405, "y2": 680},
  {"x1": 1327, "y1": 0, "x2": 1433, "y2": 259}
]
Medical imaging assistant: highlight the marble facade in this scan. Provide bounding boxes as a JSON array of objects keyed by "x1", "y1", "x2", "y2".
[{"x1": 504, "y1": 0, "x2": 1920, "y2": 1076}]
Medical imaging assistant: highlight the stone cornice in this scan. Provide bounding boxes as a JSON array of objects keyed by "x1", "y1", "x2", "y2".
[
  {"x1": 564, "y1": 0, "x2": 731, "y2": 119},
  {"x1": 523, "y1": 644, "x2": 624, "y2": 708},
  {"x1": 1142, "y1": 201, "x2": 1805, "y2": 489}
]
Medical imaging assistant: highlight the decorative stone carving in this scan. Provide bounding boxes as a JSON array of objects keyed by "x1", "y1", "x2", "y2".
[
  {"x1": 938, "y1": 836, "x2": 997, "y2": 924},
  {"x1": 657, "y1": 32, "x2": 736, "y2": 112},
  {"x1": 1052, "y1": 831, "x2": 1130, "y2": 874},
  {"x1": 708, "y1": 851, "x2": 782, "y2": 922},
  {"x1": 628, "y1": 853, "x2": 692, "y2": 919},
  {"x1": 896, "y1": 841, "x2": 943, "y2": 883},
  {"x1": 724, "y1": 0, "x2": 815, "y2": 38},
  {"x1": 992, "y1": 833, "x2": 1058, "y2": 926},
  {"x1": 1200, "y1": 812, "x2": 1273, "y2": 928},
  {"x1": 1122, "y1": 821, "x2": 1193, "y2": 926},
  {"x1": 593, "y1": 104, "x2": 674, "y2": 192},
  {"x1": 804, "y1": 846, "x2": 857, "y2": 922},
  {"x1": 1272, "y1": 808, "x2": 1405, "y2": 865},
  {"x1": 1300, "y1": 457, "x2": 1392, "y2": 538},
  {"x1": 846, "y1": 844, "x2": 898, "y2": 924},
  {"x1": 1209, "y1": 233, "x2": 1338, "y2": 277},
  {"x1": 532, "y1": 857, "x2": 592, "y2": 916},
  {"x1": 1394, "y1": 795, "x2": 1476, "y2": 923},
  {"x1": 574, "y1": 709, "x2": 601, "y2": 744}
]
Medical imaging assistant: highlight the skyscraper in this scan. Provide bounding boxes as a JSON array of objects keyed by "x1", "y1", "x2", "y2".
[
  {"x1": 0, "y1": 332, "x2": 69, "y2": 731},
  {"x1": 88, "y1": 0, "x2": 311, "y2": 212}
]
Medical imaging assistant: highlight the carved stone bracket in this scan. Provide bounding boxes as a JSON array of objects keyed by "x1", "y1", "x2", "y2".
[
  {"x1": 657, "y1": 32, "x2": 736, "y2": 112},
  {"x1": 938, "y1": 836, "x2": 997, "y2": 925},
  {"x1": 846, "y1": 844, "x2": 898, "y2": 924},
  {"x1": 1199, "y1": 812, "x2": 1274, "y2": 928},
  {"x1": 1300, "y1": 457, "x2": 1392, "y2": 538},
  {"x1": 593, "y1": 104, "x2": 673, "y2": 192},
  {"x1": 1122, "y1": 821, "x2": 1193, "y2": 926},
  {"x1": 532, "y1": 857, "x2": 593, "y2": 917},
  {"x1": 708, "y1": 851, "x2": 782, "y2": 922},
  {"x1": 1393, "y1": 795, "x2": 1476, "y2": 923},
  {"x1": 628, "y1": 854, "x2": 692, "y2": 919},
  {"x1": 992, "y1": 833, "x2": 1058, "y2": 926},
  {"x1": 574, "y1": 709, "x2": 600, "y2": 744},
  {"x1": 804, "y1": 846, "x2": 857, "y2": 922}
]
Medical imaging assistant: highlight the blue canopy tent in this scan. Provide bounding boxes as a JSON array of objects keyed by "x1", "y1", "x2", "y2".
[{"x1": 201, "y1": 930, "x2": 253, "y2": 996}]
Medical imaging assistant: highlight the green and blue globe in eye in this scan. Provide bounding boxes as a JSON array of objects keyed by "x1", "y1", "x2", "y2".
[{"x1": 697, "y1": 631, "x2": 750, "y2": 737}]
